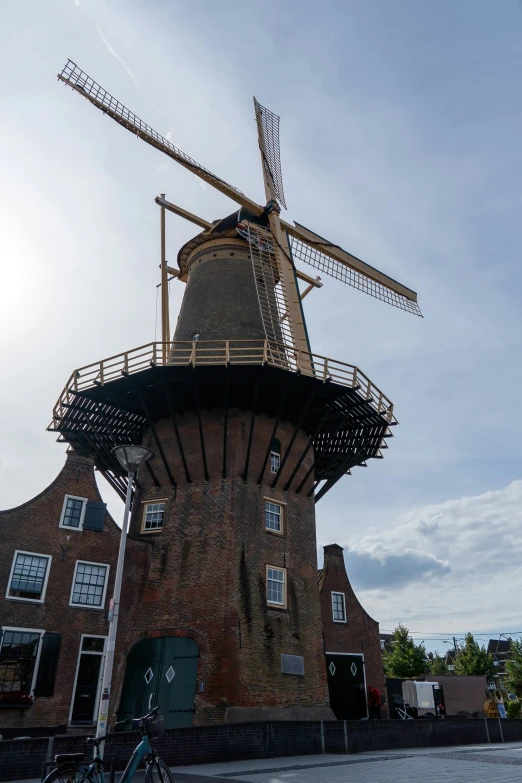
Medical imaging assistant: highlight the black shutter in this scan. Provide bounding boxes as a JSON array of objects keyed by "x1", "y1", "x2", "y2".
[
  {"x1": 34, "y1": 632, "x2": 62, "y2": 697},
  {"x1": 83, "y1": 501, "x2": 107, "y2": 531}
]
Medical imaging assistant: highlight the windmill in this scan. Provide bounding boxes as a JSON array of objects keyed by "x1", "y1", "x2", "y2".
[
  {"x1": 51, "y1": 59, "x2": 422, "y2": 503},
  {"x1": 47, "y1": 59, "x2": 425, "y2": 731}
]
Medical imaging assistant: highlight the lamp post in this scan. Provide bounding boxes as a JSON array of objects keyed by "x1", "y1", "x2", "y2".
[{"x1": 95, "y1": 445, "x2": 154, "y2": 754}]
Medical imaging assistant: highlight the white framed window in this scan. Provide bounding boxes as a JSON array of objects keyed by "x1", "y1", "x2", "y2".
[
  {"x1": 266, "y1": 565, "x2": 287, "y2": 608},
  {"x1": 59, "y1": 495, "x2": 88, "y2": 531},
  {"x1": 70, "y1": 561, "x2": 109, "y2": 609},
  {"x1": 264, "y1": 499, "x2": 284, "y2": 534},
  {"x1": 270, "y1": 451, "x2": 280, "y2": 474},
  {"x1": 141, "y1": 500, "x2": 166, "y2": 532},
  {"x1": 0, "y1": 627, "x2": 45, "y2": 697},
  {"x1": 331, "y1": 591, "x2": 347, "y2": 623},
  {"x1": 6, "y1": 551, "x2": 52, "y2": 603}
]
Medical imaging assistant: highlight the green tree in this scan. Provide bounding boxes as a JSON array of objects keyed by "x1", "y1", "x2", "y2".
[
  {"x1": 383, "y1": 624, "x2": 428, "y2": 678},
  {"x1": 505, "y1": 639, "x2": 522, "y2": 698},
  {"x1": 506, "y1": 700, "x2": 521, "y2": 719},
  {"x1": 453, "y1": 633, "x2": 496, "y2": 678},
  {"x1": 429, "y1": 653, "x2": 449, "y2": 675}
]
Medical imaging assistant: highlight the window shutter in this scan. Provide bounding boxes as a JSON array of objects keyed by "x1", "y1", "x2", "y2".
[
  {"x1": 34, "y1": 632, "x2": 62, "y2": 697},
  {"x1": 83, "y1": 501, "x2": 107, "y2": 531}
]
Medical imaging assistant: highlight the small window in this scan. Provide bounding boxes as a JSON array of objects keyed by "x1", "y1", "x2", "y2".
[
  {"x1": 332, "y1": 591, "x2": 346, "y2": 623},
  {"x1": 81, "y1": 636, "x2": 106, "y2": 653},
  {"x1": 142, "y1": 501, "x2": 166, "y2": 532},
  {"x1": 270, "y1": 438, "x2": 281, "y2": 474},
  {"x1": 70, "y1": 561, "x2": 109, "y2": 609},
  {"x1": 191, "y1": 331, "x2": 200, "y2": 341},
  {"x1": 0, "y1": 628, "x2": 43, "y2": 696},
  {"x1": 7, "y1": 551, "x2": 51, "y2": 603},
  {"x1": 270, "y1": 452, "x2": 280, "y2": 474},
  {"x1": 265, "y1": 500, "x2": 283, "y2": 533},
  {"x1": 59, "y1": 495, "x2": 87, "y2": 530},
  {"x1": 266, "y1": 565, "x2": 286, "y2": 607}
]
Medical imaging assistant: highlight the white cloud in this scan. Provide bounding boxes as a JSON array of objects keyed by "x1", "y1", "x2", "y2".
[{"x1": 334, "y1": 480, "x2": 522, "y2": 632}]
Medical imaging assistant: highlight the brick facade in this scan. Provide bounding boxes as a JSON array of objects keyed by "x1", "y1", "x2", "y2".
[
  {"x1": 0, "y1": 451, "x2": 149, "y2": 730},
  {"x1": 319, "y1": 543, "x2": 386, "y2": 715},
  {"x1": 121, "y1": 410, "x2": 332, "y2": 724}
]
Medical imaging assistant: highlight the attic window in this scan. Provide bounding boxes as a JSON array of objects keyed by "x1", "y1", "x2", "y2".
[
  {"x1": 191, "y1": 331, "x2": 200, "y2": 342},
  {"x1": 331, "y1": 591, "x2": 346, "y2": 623},
  {"x1": 59, "y1": 495, "x2": 88, "y2": 531}
]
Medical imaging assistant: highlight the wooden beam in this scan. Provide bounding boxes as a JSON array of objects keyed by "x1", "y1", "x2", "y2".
[
  {"x1": 155, "y1": 196, "x2": 214, "y2": 230},
  {"x1": 295, "y1": 270, "x2": 323, "y2": 287}
]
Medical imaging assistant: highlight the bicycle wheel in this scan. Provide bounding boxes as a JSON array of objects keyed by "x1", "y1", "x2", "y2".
[
  {"x1": 145, "y1": 758, "x2": 173, "y2": 783},
  {"x1": 43, "y1": 766, "x2": 89, "y2": 783}
]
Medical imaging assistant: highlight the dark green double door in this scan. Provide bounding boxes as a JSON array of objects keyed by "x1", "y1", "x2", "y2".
[
  {"x1": 118, "y1": 637, "x2": 199, "y2": 729},
  {"x1": 326, "y1": 652, "x2": 368, "y2": 720}
]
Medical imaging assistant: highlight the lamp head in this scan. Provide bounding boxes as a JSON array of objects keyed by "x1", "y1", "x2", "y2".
[{"x1": 112, "y1": 445, "x2": 154, "y2": 474}]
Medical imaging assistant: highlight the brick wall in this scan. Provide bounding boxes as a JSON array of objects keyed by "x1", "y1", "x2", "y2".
[
  {"x1": 0, "y1": 451, "x2": 149, "y2": 730},
  {"x1": 430, "y1": 675, "x2": 488, "y2": 717},
  {"x1": 319, "y1": 544, "x2": 386, "y2": 715}
]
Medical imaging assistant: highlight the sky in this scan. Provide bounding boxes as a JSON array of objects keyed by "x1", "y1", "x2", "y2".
[{"x1": 1, "y1": 0, "x2": 521, "y2": 653}]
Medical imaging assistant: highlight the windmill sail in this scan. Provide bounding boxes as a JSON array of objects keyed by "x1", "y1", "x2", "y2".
[
  {"x1": 254, "y1": 99, "x2": 286, "y2": 209},
  {"x1": 57, "y1": 60, "x2": 249, "y2": 204},
  {"x1": 288, "y1": 224, "x2": 423, "y2": 317}
]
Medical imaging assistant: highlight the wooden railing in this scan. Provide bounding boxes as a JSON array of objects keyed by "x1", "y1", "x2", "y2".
[{"x1": 52, "y1": 340, "x2": 395, "y2": 424}]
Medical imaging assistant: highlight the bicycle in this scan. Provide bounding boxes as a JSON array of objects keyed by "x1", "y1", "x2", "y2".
[{"x1": 43, "y1": 707, "x2": 173, "y2": 783}]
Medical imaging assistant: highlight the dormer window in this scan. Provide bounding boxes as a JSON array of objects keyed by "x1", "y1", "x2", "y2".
[{"x1": 191, "y1": 331, "x2": 200, "y2": 342}]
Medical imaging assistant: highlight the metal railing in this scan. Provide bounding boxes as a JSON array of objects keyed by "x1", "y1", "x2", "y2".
[{"x1": 51, "y1": 340, "x2": 395, "y2": 424}]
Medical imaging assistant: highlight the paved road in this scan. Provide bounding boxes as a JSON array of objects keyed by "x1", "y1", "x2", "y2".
[
  {"x1": 172, "y1": 743, "x2": 522, "y2": 783},
  {"x1": 13, "y1": 743, "x2": 522, "y2": 783}
]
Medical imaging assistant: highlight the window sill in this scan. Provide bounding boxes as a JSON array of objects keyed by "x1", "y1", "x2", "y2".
[
  {"x1": 5, "y1": 596, "x2": 44, "y2": 604},
  {"x1": 264, "y1": 528, "x2": 284, "y2": 537},
  {"x1": 0, "y1": 702, "x2": 34, "y2": 709},
  {"x1": 267, "y1": 603, "x2": 288, "y2": 611},
  {"x1": 69, "y1": 604, "x2": 105, "y2": 611}
]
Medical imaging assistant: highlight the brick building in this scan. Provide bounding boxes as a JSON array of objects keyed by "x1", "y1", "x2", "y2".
[
  {"x1": 319, "y1": 544, "x2": 386, "y2": 720},
  {"x1": 0, "y1": 451, "x2": 149, "y2": 731},
  {"x1": 1, "y1": 216, "x2": 388, "y2": 733}
]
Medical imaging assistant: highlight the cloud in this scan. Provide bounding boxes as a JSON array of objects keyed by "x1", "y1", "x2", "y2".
[
  {"x1": 344, "y1": 545, "x2": 450, "y2": 589},
  {"x1": 334, "y1": 479, "x2": 522, "y2": 633}
]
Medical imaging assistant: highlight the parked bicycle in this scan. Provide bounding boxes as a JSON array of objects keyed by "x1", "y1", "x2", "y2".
[{"x1": 43, "y1": 707, "x2": 173, "y2": 783}]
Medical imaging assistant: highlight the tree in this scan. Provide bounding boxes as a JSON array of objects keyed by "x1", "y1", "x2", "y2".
[
  {"x1": 453, "y1": 633, "x2": 496, "y2": 678},
  {"x1": 506, "y1": 700, "x2": 521, "y2": 719},
  {"x1": 505, "y1": 639, "x2": 522, "y2": 698},
  {"x1": 429, "y1": 653, "x2": 449, "y2": 675},
  {"x1": 383, "y1": 624, "x2": 428, "y2": 679}
]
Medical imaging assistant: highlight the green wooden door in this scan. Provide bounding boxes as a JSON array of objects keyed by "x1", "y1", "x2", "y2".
[{"x1": 117, "y1": 637, "x2": 199, "y2": 728}]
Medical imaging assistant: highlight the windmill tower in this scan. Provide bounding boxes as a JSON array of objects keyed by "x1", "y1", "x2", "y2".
[{"x1": 50, "y1": 61, "x2": 422, "y2": 726}]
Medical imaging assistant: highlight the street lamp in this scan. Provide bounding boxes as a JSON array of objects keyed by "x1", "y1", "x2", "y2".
[{"x1": 95, "y1": 444, "x2": 154, "y2": 754}]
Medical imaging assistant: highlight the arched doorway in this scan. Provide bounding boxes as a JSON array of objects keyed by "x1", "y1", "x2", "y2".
[{"x1": 117, "y1": 637, "x2": 199, "y2": 728}]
